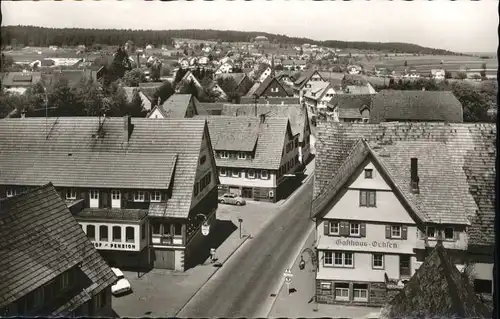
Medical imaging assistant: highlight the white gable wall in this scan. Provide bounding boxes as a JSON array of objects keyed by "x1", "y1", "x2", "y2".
[{"x1": 147, "y1": 108, "x2": 165, "y2": 119}]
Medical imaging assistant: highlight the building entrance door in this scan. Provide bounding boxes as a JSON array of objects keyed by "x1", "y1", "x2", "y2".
[{"x1": 241, "y1": 187, "x2": 253, "y2": 198}]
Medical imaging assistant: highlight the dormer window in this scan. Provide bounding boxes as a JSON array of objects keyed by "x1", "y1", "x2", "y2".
[
  {"x1": 238, "y1": 152, "x2": 247, "y2": 159},
  {"x1": 220, "y1": 151, "x2": 229, "y2": 159}
]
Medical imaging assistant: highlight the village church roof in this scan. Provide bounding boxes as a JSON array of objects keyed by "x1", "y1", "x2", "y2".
[
  {"x1": 312, "y1": 122, "x2": 496, "y2": 247},
  {"x1": 380, "y1": 242, "x2": 492, "y2": 319},
  {"x1": 0, "y1": 183, "x2": 116, "y2": 315}
]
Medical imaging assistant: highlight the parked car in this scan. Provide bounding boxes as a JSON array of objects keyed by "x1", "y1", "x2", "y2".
[
  {"x1": 218, "y1": 193, "x2": 246, "y2": 206},
  {"x1": 111, "y1": 267, "x2": 132, "y2": 296}
]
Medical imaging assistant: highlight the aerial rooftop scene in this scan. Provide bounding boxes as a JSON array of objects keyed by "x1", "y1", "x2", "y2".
[{"x1": 0, "y1": 1, "x2": 497, "y2": 318}]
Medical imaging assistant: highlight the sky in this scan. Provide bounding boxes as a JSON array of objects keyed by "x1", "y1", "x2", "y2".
[{"x1": 1, "y1": 0, "x2": 498, "y2": 53}]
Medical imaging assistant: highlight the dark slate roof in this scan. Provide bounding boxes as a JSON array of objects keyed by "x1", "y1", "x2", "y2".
[
  {"x1": 2, "y1": 72, "x2": 42, "y2": 87},
  {"x1": 75, "y1": 208, "x2": 148, "y2": 221},
  {"x1": 312, "y1": 122, "x2": 496, "y2": 247},
  {"x1": 0, "y1": 184, "x2": 116, "y2": 313},
  {"x1": 381, "y1": 242, "x2": 492, "y2": 319},
  {"x1": 194, "y1": 115, "x2": 291, "y2": 170},
  {"x1": 248, "y1": 76, "x2": 289, "y2": 98},
  {"x1": 245, "y1": 82, "x2": 261, "y2": 97},
  {"x1": 199, "y1": 102, "x2": 225, "y2": 115},
  {"x1": 370, "y1": 90, "x2": 464, "y2": 123},
  {"x1": 293, "y1": 70, "x2": 324, "y2": 89},
  {"x1": 222, "y1": 103, "x2": 309, "y2": 142},
  {"x1": 328, "y1": 94, "x2": 374, "y2": 119},
  {"x1": 0, "y1": 117, "x2": 207, "y2": 218},
  {"x1": 239, "y1": 96, "x2": 300, "y2": 105}
]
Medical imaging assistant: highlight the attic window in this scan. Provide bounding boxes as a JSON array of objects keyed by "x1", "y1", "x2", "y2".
[
  {"x1": 426, "y1": 226, "x2": 436, "y2": 239},
  {"x1": 364, "y1": 169, "x2": 373, "y2": 179}
]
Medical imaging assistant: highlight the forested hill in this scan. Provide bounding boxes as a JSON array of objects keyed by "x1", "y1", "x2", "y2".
[{"x1": 1, "y1": 26, "x2": 459, "y2": 55}]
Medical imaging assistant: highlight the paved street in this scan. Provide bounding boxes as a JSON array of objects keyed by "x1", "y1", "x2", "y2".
[
  {"x1": 176, "y1": 160, "x2": 317, "y2": 318},
  {"x1": 111, "y1": 201, "x2": 278, "y2": 317},
  {"x1": 268, "y1": 225, "x2": 381, "y2": 318}
]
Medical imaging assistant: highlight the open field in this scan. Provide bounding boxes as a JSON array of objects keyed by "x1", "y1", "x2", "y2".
[{"x1": 360, "y1": 54, "x2": 497, "y2": 73}]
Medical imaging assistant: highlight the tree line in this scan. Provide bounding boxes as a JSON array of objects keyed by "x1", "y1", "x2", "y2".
[
  {"x1": 1, "y1": 26, "x2": 173, "y2": 48},
  {"x1": 2, "y1": 25, "x2": 461, "y2": 55}
]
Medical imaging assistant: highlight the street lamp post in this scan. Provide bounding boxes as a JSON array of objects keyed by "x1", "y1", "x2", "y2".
[
  {"x1": 299, "y1": 247, "x2": 319, "y2": 312},
  {"x1": 238, "y1": 218, "x2": 243, "y2": 239}
]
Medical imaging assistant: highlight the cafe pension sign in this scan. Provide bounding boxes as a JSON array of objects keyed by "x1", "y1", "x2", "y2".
[{"x1": 334, "y1": 238, "x2": 399, "y2": 249}]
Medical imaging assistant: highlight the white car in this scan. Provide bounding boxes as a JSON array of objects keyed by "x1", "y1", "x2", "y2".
[{"x1": 111, "y1": 267, "x2": 132, "y2": 296}]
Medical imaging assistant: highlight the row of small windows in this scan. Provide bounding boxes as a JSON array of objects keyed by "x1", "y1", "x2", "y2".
[
  {"x1": 219, "y1": 168, "x2": 269, "y2": 180},
  {"x1": 151, "y1": 222, "x2": 183, "y2": 236},
  {"x1": 194, "y1": 172, "x2": 212, "y2": 196},
  {"x1": 85, "y1": 225, "x2": 145, "y2": 242},
  {"x1": 218, "y1": 151, "x2": 253, "y2": 160}
]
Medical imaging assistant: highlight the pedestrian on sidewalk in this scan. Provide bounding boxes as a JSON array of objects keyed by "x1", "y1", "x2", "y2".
[{"x1": 210, "y1": 248, "x2": 217, "y2": 263}]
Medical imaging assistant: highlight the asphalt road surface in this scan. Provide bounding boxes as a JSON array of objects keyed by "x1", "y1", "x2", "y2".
[{"x1": 177, "y1": 173, "x2": 315, "y2": 318}]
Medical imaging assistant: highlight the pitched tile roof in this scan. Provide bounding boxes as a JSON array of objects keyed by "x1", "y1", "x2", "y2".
[
  {"x1": 2, "y1": 72, "x2": 42, "y2": 87},
  {"x1": 75, "y1": 208, "x2": 148, "y2": 221},
  {"x1": 370, "y1": 90, "x2": 464, "y2": 123},
  {"x1": 0, "y1": 117, "x2": 207, "y2": 218},
  {"x1": 343, "y1": 84, "x2": 376, "y2": 95},
  {"x1": 327, "y1": 94, "x2": 374, "y2": 119},
  {"x1": 198, "y1": 102, "x2": 225, "y2": 115},
  {"x1": 239, "y1": 96, "x2": 300, "y2": 105},
  {"x1": 221, "y1": 103, "x2": 309, "y2": 142},
  {"x1": 293, "y1": 70, "x2": 316, "y2": 87},
  {"x1": 194, "y1": 115, "x2": 291, "y2": 170},
  {"x1": 155, "y1": 94, "x2": 195, "y2": 118},
  {"x1": 381, "y1": 242, "x2": 492, "y2": 319},
  {"x1": 312, "y1": 122, "x2": 496, "y2": 246},
  {"x1": 248, "y1": 76, "x2": 289, "y2": 98},
  {"x1": 245, "y1": 82, "x2": 261, "y2": 97},
  {"x1": 0, "y1": 183, "x2": 116, "y2": 313},
  {"x1": 303, "y1": 82, "x2": 330, "y2": 100}
]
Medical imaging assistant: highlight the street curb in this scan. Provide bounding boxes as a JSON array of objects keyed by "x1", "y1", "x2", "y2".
[
  {"x1": 261, "y1": 224, "x2": 316, "y2": 318},
  {"x1": 174, "y1": 234, "x2": 251, "y2": 317}
]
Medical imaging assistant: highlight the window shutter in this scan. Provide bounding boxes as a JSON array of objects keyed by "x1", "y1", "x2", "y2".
[
  {"x1": 144, "y1": 191, "x2": 150, "y2": 201},
  {"x1": 324, "y1": 221, "x2": 330, "y2": 236},
  {"x1": 360, "y1": 223, "x2": 366, "y2": 237},
  {"x1": 453, "y1": 228, "x2": 458, "y2": 241},
  {"x1": 340, "y1": 222, "x2": 349, "y2": 236},
  {"x1": 121, "y1": 191, "x2": 126, "y2": 208},
  {"x1": 401, "y1": 226, "x2": 408, "y2": 240},
  {"x1": 385, "y1": 225, "x2": 391, "y2": 239},
  {"x1": 102, "y1": 190, "x2": 109, "y2": 208},
  {"x1": 360, "y1": 191, "x2": 367, "y2": 206},
  {"x1": 81, "y1": 190, "x2": 88, "y2": 207},
  {"x1": 256, "y1": 170, "x2": 261, "y2": 179},
  {"x1": 369, "y1": 191, "x2": 376, "y2": 206}
]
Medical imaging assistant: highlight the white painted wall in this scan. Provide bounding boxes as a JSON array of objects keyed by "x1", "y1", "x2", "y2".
[
  {"x1": 147, "y1": 108, "x2": 165, "y2": 119},
  {"x1": 79, "y1": 221, "x2": 145, "y2": 251},
  {"x1": 219, "y1": 170, "x2": 276, "y2": 188}
]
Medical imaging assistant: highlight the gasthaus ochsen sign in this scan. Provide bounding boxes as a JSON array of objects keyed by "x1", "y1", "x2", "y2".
[{"x1": 334, "y1": 238, "x2": 399, "y2": 249}]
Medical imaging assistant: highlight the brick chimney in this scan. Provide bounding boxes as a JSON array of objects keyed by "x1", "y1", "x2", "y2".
[
  {"x1": 123, "y1": 115, "x2": 133, "y2": 145},
  {"x1": 410, "y1": 157, "x2": 419, "y2": 193}
]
